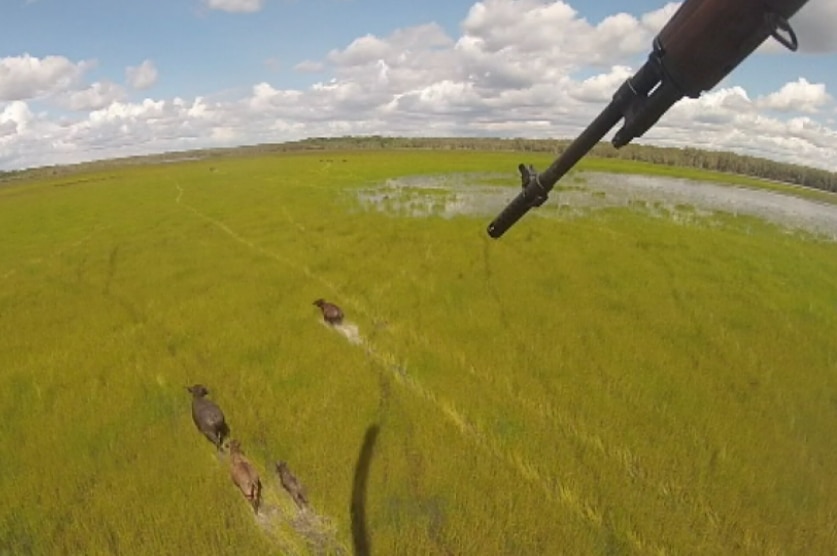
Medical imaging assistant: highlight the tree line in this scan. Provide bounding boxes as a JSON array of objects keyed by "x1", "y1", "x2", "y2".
[
  {"x1": 275, "y1": 136, "x2": 837, "y2": 193},
  {"x1": 2, "y1": 135, "x2": 835, "y2": 193}
]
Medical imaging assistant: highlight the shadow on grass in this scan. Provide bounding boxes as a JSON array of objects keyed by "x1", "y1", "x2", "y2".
[{"x1": 351, "y1": 424, "x2": 380, "y2": 556}]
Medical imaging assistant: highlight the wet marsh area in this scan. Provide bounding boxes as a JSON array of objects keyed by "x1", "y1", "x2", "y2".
[{"x1": 357, "y1": 172, "x2": 837, "y2": 240}]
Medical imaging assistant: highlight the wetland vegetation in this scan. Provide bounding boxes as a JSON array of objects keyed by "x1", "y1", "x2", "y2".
[{"x1": 1, "y1": 148, "x2": 836, "y2": 554}]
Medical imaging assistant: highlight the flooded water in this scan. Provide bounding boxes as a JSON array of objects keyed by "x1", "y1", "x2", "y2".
[
  {"x1": 356, "y1": 172, "x2": 837, "y2": 240},
  {"x1": 356, "y1": 173, "x2": 513, "y2": 220}
]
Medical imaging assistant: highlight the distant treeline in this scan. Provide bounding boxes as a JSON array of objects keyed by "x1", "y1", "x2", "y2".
[
  {"x1": 3, "y1": 135, "x2": 835, "y2": 193},
  {"x1": 276, "y1": 136, "x2": 837, "y2": 193}
]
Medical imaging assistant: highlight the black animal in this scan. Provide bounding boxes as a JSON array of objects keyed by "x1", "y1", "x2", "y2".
[
  {"x1": 313, "y1": 298, "x2": 344, "y2": 325},
  {"x1": 186, "y1": 384, "x2": 228, "y2": 451},
  {"x1": 276, "y1": 461, "x2": 309, "y2": 510}
]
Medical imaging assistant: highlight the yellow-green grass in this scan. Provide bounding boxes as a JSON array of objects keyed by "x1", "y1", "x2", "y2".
[{"x1": 1, "y1": 150, "x2": 836, "y2": 555}]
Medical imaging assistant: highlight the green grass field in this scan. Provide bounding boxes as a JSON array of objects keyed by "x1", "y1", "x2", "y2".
[{"x1": 1, "y1": 150, "x2": 836, "y2": 555}]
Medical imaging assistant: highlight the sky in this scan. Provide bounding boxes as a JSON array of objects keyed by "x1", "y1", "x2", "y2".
[{"x1": 2, "y1": 0, "x2": 836, "y2": 172}]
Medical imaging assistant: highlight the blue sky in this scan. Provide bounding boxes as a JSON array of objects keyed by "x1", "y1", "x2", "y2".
[{"x1": 2, "y1": 0, "x2": 835, "y2": 171}]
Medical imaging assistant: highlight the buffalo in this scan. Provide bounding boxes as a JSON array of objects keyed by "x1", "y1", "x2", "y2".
[
  {"x1": 276, "y1": 461, "x2": 309, "y2": 510},
  {"x1": 186, "y1": 384, "x2": 228, "y2": 451},
  {"x1": 229, "y1": 439, "x2": 262, "y2": 514},
  {"x1": 313, "y1": 298, "x2": 344, "y2": 325}
]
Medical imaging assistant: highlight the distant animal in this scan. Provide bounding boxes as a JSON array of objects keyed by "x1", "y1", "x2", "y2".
[
  {"x1": 186, "y1": 384, "x2": 228, "y2": 451},
  {"x1": 313, "y1": 298, "x2": 344, "y2": 325},
  {"x1": 276, "y1": 461, "x2": 309, "y2": 510},
  {"x1": 229, "y1": 440, "x2": 262, "y2": 514}
]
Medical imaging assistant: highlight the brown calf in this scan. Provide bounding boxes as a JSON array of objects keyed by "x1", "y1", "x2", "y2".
[
  {"x1": 313, "y1": 298, "x2": 344, "y2": 325},
  {"x1": 228, "y1": 439, "x2": 262, "y2": 514}
]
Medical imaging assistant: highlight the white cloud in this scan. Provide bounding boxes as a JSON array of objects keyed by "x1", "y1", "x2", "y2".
[
  {"x1": 569, "y1": 65, "x2": 633, "y2": 103},
  {"x1": 395, "y1": 80, "x2": 483, "y2": 116},
  {"x1": 126, "y1": 60, "x2": 159, "y2": 90},
  {"x1": 457, "y1": 0, "x2": 652, "y2": 80},
  {"x1": 89, "y1": 98, "x2": 166, "y2": 123},
  {"x1": 0, "y1": 53, "x2": 92, "y2": 101},
  {"x1": 295, "y1": 60, "x2": 325, "y2": 73},
  {"x1": 1, "y1": 101, "x2": 34, "y2": 133},
  {"x1": 757, "y1": 78, "x2": 832, "y2": 113},
  {"x1": 249, "y1": 82, "x2": 303, "y2": 112},
  {"x1": 204, "y1": 0, "x2": 264, "y2": 13},
  {"x1": 645, "y1": 84, "x2": 837, "y2": 167},
  {"x1": 640, "y1": 2, "x2": 681, "y2": 32},
  {"x1": 1, "y1": 0, "x2": 835, "y2": 173},
  {"x1": 328, "y1": 34, "x2": 391, "y2": 66},
  {"x1": 60, "y1": 81, "x2": 127, "y2": 111}
]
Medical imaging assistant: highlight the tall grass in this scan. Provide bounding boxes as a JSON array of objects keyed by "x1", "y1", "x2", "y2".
[{"x1": 1, "y1": 150, "x2": 835, "y2": 554}]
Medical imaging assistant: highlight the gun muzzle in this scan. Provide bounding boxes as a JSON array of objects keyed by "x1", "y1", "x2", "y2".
[
  {"x1": 487, "y1": 165, "x2": 549, "y2": 238},
  {"x1": 486, "y1": 48, "x2": 664, "y2": 238},
  {"x1": 485, "y1": 0, "x2": 810, "y2": 239}
]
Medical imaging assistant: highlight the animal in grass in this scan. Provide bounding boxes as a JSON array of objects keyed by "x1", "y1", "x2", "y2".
[
  {"x1": 313, "y1": 298, "x2": 344, "y2": 325},
  {"x1": 186, "y1": 384, "x2": 229, "y2": 451},
  {"x1": 276, "y1": 461, "x2": 309, "y2": 510},
  {"x1": 229, "y1": 440, "x2": 262, "y2": 514}
]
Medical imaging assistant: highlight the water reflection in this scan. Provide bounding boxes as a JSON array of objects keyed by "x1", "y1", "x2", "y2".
[
  {"x1": 356, "y1": 172, "x2": 837, "y2": 240},
  {"x1": 356, "y1": 173, "x2": 512, "y2": 219}
]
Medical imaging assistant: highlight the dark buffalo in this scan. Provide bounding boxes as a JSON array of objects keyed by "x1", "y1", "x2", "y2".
[{"x1": 186, "y1": 384, "x2": 228, "y2": 451}]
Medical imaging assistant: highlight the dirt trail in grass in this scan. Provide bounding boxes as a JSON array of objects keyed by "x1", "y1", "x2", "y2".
[
  {"x1": 172, "y1": 177, "x2": 688, "y2": 551},
  {"x1": 254, "y1": 496, "x2": 348, "y2": 555},
  {"x1": 173, "y1": 178, "x2": 752, "y2": 554},
  {"x1": 205, "y1": 450, "x2": 348, "y2": 555},
  {"x1": 329, "y1": 321, "x2": 362, "y2": 345},
  {"x1": 172, "y1": 179, "x2": 380, "y2": 329},
  {"x1": 318, "y1": 315, "x2": 677, "y2": 553}
]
